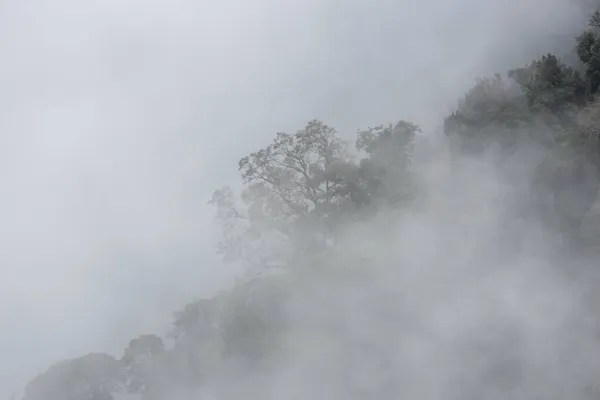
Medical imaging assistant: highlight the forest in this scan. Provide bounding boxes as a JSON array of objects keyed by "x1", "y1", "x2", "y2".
[{"x1": 18, "y1": 6, "x2": 600, "y2": 400}]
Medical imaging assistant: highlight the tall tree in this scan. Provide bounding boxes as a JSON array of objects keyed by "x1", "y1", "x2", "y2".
[
  {"x1": 211, "y1": 119, "x2": 361, "y2": 269},
  {"x1": 355, "y1": 120, "x2": 420, "y2": 205},
  {"x1": 211, "y1": 118, "x2": 419, "y2": 270}
]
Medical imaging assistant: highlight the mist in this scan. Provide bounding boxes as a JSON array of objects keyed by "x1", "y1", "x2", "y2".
[
  {"x1": 0, "y1": 0, "x2": 597, "y2": 398},
  {"x1": 209, "y1": 145, "x2": 597, "y2": 400}
]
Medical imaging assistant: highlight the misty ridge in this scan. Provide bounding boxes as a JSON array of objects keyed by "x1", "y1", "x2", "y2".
[{"x1": 12, "y1": 2, "x2": 600, "y2": 400}]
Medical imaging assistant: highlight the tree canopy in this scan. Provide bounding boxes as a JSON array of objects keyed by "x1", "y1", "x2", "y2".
[{"x1": 210, "y1": 118, "x2": 419, "y2": 272}]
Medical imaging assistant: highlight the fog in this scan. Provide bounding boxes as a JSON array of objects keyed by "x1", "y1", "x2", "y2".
[
  {"x1": 0, "y1": 0, "x2": 595, "y2": 397},
  {"x1": 200, "y1": 141, "x2": 598, "y2": 400}
]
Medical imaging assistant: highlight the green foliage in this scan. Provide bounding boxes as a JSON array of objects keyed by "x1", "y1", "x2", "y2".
[
  {"x1": 445, "y1": 55, "x2": 589, "y2": 153},
  {"x1": 444, "y1": 35, "x2": 600, "y2": 238},
  {"x1": 577, "y1": 11, "x2": 600, "y2": 94},
  {"x1": 509, "y1": 54, "x2": 588, "y2": 113}
]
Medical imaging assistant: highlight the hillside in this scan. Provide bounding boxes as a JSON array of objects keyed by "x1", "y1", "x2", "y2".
[{"x1": 18, "y1": 7, "x2": 600, "y2": 400}]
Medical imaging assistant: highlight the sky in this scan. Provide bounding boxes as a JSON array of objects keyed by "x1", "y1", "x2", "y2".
[{"x1": 0, "y1": 0, "x2": 594, "y2": 397}]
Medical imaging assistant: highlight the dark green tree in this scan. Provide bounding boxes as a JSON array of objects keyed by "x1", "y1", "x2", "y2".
[
  {"x1": 508, "y1": 54, "x2": 588, "y2": 114},
  {"x1": 577, "y1": 11, "x2": 600, "y2": 95}
]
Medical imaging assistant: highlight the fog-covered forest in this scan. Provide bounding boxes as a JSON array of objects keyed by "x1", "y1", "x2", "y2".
[{"x1": 10, "y1": 1, "x2": 600, "y2": 400}]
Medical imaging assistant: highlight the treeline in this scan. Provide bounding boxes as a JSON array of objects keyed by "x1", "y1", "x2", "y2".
[{"x1": 20, "y1": 9, "x2": 600, "y2": 400}]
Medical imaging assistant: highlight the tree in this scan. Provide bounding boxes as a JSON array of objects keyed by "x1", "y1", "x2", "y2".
[
  {"x1": 122, "y1": 334, "x2": 165, "y2": 366},
  {"x1": 443, "y1": 74, "x2": 531, "y2": 152},
  {"x1": 121, "y1": 335, "x2": 165, "y2": 395},
  {"x1": 170, "y1": 299, "x2": 222, "y2": 345},
  {"x1": 211, "y1": 118, "x2": 422, "y2": 271},
  {"x1": 218, "y1": 275, "x2": 289, "y2": 364},
  {"x1": 443, "y1": 46, "x2": 600, "y2": 239},
  {"x1": 577, "y1": 11, "x2": 600, "y2": 95},
  {"x1": 211, "y1": 119, "x2": 362, "y2": 270},
  {"x1": 20, "y1": 5, "x2": 600, "y2": 399},
  {"x1": 355, "y1": 120, "x2": 420, "y2": 205},
  {"x1": 23, "y1": 354, "x2": 125, "y2": 400},
  {"x1": 445, "y1": 54, "x2": 590, "y2": 153},
  {"x1": 508, "y1": 54, "x2": 588, "y2": 114},
  {"x1": 237, "y1": 119, "x2": 360, "y2": 248}
]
